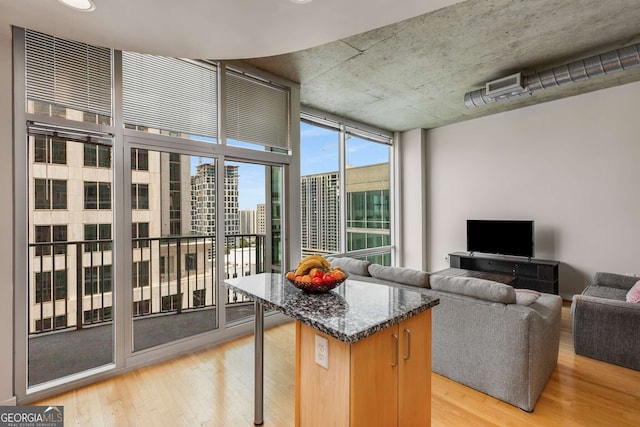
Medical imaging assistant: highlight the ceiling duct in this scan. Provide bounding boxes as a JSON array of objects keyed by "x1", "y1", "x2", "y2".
[{"x1": 464, "y1": 42, "x2": 640, "y2": 108}]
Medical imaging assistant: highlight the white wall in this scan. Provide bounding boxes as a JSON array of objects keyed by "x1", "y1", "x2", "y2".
[
  {"x1": 0, "y1": 24, "x2": 16, "y2": 404},
  {"x1": 425, "y1": 81, "x2": 640, "y2": 297}
]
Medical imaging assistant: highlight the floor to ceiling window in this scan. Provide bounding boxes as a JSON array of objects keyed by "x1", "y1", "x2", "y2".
[
  {"x1": 15, "y1": 28, "x2": 294, "y2": 401},
  {"x1": 121, "y1": 53, "x2": 223, "y2": 352},
  {"x1": 300, "y1": 122, "x2": 340, "y2": 256},
  {"x1": 300, "y1": 112, "x2": 394, "y2": 264},
  {"x1": 22, "y1": 30, "x2": 116, "y2": 389},
  {"x1": 345, "y1": 134, "x2": 392, "y2": 265}
]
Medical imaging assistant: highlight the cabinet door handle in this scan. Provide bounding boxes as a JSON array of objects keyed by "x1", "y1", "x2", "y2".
[
  {"x1": 403, "y1": 328, "x2": 411, "y2": 360},
  {"x1": 391, "y1": 333, "x2": 399, "y2": 367}
]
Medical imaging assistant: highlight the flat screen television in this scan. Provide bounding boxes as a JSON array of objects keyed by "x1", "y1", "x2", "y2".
[{"x1": 466, "y1": 219, "x2": 534, "y2": 258}]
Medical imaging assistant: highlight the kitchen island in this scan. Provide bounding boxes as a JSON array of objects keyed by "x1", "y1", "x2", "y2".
[{"x1": 225, "y1": 273, "x2": 439, "y2": 427}]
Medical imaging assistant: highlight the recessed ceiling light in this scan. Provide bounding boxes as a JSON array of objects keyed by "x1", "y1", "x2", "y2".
[
  {"x1": 57, "y1": 0, "x2": 96, "y2": 12},
  {"x1": 290, "y1": 0, "x2": 313, "y2": 4}
]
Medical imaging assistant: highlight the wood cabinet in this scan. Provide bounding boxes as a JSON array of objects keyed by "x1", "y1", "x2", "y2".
[{"x1": 295, "y1": 310, "x2": 432, "y2": 427}]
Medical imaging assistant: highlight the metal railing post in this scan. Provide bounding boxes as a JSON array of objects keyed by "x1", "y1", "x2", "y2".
[
  {"x1": 176, "y1": 236, "x2": 182, "y2": 313},
  {"x1": 76, "y1": 242, "x2": 83, "y2": 330}
]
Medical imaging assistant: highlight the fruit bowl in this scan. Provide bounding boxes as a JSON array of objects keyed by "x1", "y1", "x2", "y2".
[
  {"x1": 287, "y1": 255, "x2": 348, "y2": 293},
  {"x1": 285, "y1": 270, "x2": 348, "y2": 294}
]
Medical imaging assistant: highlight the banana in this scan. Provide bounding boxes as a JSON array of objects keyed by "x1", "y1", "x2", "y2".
[
  {"x1": 294, "y1": 255, "x2": 328, "y2": 275},
  {"x1": 303, "y1": 254, "x2": 331, "y2": 269},
  {"x1": 295, "y1": 259, "x2": 323, "y2": 275}
]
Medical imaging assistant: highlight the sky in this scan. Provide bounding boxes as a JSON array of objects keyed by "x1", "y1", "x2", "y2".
[
  {"x1": 299, "y1": 121, "x2": 390, "y2": 176},
  {"x1": 190, "y1": 122, "x2": 390, "y2": 210}
]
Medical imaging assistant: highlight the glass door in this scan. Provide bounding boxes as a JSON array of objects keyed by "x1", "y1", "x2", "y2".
[
  {"x1": 223, "y1": 161, "x2": 283, "y2": 325},
  {"x1": 131, "y1": 149, "x2": 218, "y2": 351},
  {"x1": 27, "y1": 133, "x2": 115, "y2": 386}
]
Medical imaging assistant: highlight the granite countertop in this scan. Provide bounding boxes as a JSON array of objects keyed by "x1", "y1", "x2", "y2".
[{"x1": 225, "y1": 273, "x2": 439, "y2": 343}]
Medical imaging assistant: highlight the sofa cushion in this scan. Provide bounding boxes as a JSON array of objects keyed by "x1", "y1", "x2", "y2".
[
  {"x1": 368, "y1": 264, "x2": 430, "y2": 288},
  {"x1": 582, "y1": 285, "x2": 628, "y2": 301},
  {"x1": 429, "y1": 274, "x2": 517, "y2": 304},
  {"x1": 326, "y1": 256, "x2": 371, "y2": 276},
  {"x1": 626, "y1": 280, "x2": 640, "y2": 303},
  {"x1": 515, "y1": 289, "x2": 541, "y2": 306},
  {"x1": 593, "y1": 272, "x2": 639, "y2": 290}
]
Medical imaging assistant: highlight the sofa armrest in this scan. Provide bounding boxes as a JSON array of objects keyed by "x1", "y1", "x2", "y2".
[
  {"x1": 571, "y1": 294, "x2": 640, "y2": 370},
  {"x1": 508, "y1": 293, "x2": 562, "y2": 411},
  {"x1": 430, "y1": 290, "x2": 561, "y2": 412},
  {"x1": 593, "y1": 272, "x2": 638, "y2": 291},
  {"x1": 572, "y1": 293, "x2": 640, "y2": 313}
]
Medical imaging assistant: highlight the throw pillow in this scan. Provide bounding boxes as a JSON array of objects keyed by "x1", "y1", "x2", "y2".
[
  {"x1": 626, "y1": 280, "x2": 640, "y2": 303},
  {"x1": 368, "y1": 264, "x2": 430, "y2": 288},
  {"x1": 515, "y1": 289, "x2": 541, "y2": 306}
]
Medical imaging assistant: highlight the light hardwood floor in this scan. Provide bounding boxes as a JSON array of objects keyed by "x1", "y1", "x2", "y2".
[{"x1": 35, "y1": 302, "x2": 640, "y2": 426}]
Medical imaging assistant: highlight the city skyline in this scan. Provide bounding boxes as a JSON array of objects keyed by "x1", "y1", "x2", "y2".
[
  {"x1": 181, "y1": 122, "x2": 391, "y2": 212},
  {"x1": 204, "y1": 122, "x2": 392, "y2": 210}
]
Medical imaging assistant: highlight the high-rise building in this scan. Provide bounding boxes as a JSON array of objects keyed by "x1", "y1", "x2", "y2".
[
  {"x1": 256, "y1": 203, "x2": 266, "y2": 235},
  {"x1": 28, "y1": 147, "x2": 245, "y2": 334},
  {"x1": 300, "y1": 172, "x2": 340, "y2": 255},
  {"x1": 30, "y1": 138, "x2": 114, "y2": 330},
  {"x1": 224, "y1": 165, "x2": 240, "y2": 236},
  {"x1": 191, "y1": 162, "x2": 217, "y2": 235},
  {"x1": 191, "y1": 163, "x2": 239, "y2": 236},
  {"x1": 300, "y1": 163, "x2": 390, "y2": 257},
  {"x1": 345, "y1": 163, "x2": 390, "y2": 255}
]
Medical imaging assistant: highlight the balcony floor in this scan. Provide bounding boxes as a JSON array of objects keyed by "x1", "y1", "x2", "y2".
[{"x1": 28, "y1": 304, "x2": 255, "y2": 386}]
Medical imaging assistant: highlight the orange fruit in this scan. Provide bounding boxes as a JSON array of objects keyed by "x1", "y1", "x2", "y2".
[
  {"x1": 301, "y1": 275, "x2": 313, "y2": 283},
  {"x1": 285, "y1": 271, "x2": 296, "y2": 281},
  {"x1": 332, "y1": 270, "x2": 346, "y2": 281}
]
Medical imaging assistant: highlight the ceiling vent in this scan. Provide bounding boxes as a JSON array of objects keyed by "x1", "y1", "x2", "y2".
[
  {"x1": 464, "y1": 42, "x2": 640, "y2": 108},
  {"x1": 485, "y1": 73, "x2": 529, "y2": 99}
]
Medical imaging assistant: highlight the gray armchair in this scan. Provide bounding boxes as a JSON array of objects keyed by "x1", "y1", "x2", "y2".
[{"x1": 571, "y1": 272, "x2": 640, "y2": 370}]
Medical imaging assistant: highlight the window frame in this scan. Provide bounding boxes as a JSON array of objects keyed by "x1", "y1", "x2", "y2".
[
  {"x1": 131, "y1": 148, "x2": 148, "y2": 171},
  {"x1": 35, "y1": 135, "x2": 67, "y2": 165},
  {"x1": 131, "y1": 183, "x2": 149, "y2": 210},
  {"x1": 34, "y1": 178, "x2": 67, "y2": 210},
  {"x1": 83, "y1": 181, "x2": 112, "y2": 210},
  {"x1": 300, "y1": 109, "x2": 395, "y2": 262}
]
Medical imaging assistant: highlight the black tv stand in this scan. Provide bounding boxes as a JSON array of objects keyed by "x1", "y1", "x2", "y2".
[{"x1": 448, "y1": 252, "x2": 559, "y2": 294}]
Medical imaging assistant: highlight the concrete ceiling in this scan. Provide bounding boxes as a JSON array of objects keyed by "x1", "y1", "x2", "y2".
[
  {"x1": 243, "y1": 0, "x2": 640, "y2": 131},
  {"x1": 3, "y1": 0, "x2": 640, "y2": 132}
]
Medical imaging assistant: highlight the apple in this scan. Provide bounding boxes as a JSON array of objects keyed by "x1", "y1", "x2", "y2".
[{"x1": 322, "y1": 273, "x2": 336, "y2": 286}]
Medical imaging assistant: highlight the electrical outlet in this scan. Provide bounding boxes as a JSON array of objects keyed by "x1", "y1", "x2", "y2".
[{"x1": 315, "y1": 334, "x2": 329, "y2": 369}]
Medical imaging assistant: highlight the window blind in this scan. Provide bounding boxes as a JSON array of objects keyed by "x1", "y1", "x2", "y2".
[
  {"x1": 25, "y1": 30, "x2": 112, "y2": 117},
  {"x1": 122, "y1": 52, "x2": 218, "y2": 139},
  {"x1": 226, "y1": 71, "x2": 289, "y2": 150}
]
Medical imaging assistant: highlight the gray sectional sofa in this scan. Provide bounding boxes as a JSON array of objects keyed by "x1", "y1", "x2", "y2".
[
  {"x1": 571, "y1": 272, "x2": 640, "y2": 370},
  {"x1": 327, "y1": 256, "x2": 563, "y2": 412}
]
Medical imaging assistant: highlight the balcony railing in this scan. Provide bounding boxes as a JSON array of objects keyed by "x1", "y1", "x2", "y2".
[{"x1": 28, "y1": 233, "x2": 265, "y2": 335}]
